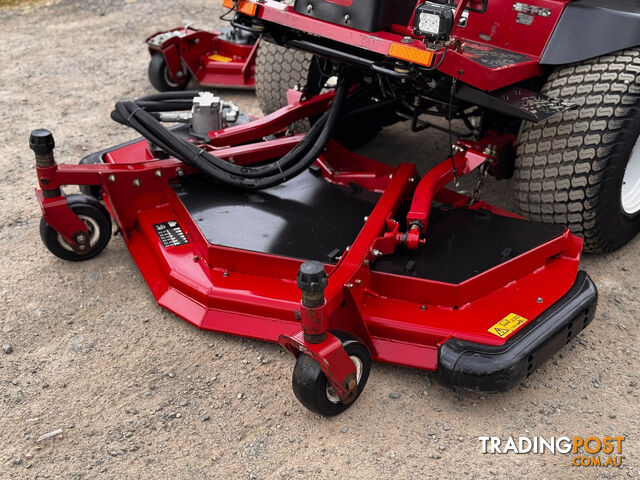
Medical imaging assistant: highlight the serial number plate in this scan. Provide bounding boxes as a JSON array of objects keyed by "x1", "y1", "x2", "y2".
[{"x1": 154, "y1": 221, "x2": 189, "y2": 248}]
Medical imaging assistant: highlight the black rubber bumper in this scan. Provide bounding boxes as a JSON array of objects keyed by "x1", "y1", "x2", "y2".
[{"x1": 437, "y1": 271, "x2": 597, "y2": 393}]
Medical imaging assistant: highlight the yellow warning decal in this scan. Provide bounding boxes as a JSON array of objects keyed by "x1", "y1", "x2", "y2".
[
  {"x1": 488, "y1": 313, "x2": 529, "y2": 338},
  {"x1": 209, "y1": 54, "x2": 233, "y2": 62}
]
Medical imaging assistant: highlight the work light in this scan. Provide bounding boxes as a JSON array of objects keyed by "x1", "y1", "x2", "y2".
[{"x1": 414, "y1": 1, "x2": 455, "y2": 43}]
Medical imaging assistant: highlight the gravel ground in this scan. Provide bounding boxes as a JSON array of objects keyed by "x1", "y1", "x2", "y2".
[{"x1": 0, "y1": 1, "x2": 638, "y2": 479}]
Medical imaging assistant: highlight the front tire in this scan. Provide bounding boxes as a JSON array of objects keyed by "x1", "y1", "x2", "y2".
[
  {"x1": 515, "y1": 48, "x2": 640, "y2": 253},
  {"x1": 291, "y1": 332, "x2": 371, "y2": 416}
]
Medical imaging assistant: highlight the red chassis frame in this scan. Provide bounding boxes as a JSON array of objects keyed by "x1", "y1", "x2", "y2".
[
  {"x1": 147, "y1": 27, "x2": 258, "y2": 89},
  {"x1": 35, "y1": 92, "x2": 585, "y2": 402},
  {"x1": 240, "y1": 0, "x2": 573, "y2": 92}
]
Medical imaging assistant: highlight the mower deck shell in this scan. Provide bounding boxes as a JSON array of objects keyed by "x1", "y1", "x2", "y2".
[
  {"x1": 147, "y1": 26, "x2": 257, "y2": 89},
  {"x1": 61, "y1": 142, "x2": 596, "y2": 392}
]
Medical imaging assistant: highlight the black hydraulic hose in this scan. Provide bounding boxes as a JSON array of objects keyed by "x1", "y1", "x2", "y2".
[
  {"x1": 111, "y1": 75, "x2": 352, "y2": 189},
  {"x1": 113, "y1": 100, "x2": 330, "y2": 179}
]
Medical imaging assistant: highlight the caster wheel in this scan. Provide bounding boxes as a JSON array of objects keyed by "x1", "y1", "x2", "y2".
[
  {"x1": 148, "y1": 53, "x2": 190, "y2": 92},
  {"x1": 39, "y1": 194, "x2": 112, "y2": 262},
  {"x1": 292, "y1": 332, "x2": 371, "y2": 416}
]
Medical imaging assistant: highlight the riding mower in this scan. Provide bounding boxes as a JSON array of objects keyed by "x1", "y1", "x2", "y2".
[{"x1": 33, "y1": 0, "x2": 640, "y2": 415}]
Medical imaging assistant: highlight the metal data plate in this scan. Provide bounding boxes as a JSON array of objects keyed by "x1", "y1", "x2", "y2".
[{"x1": 154, "y1": 221, "x2": 189, "y2": 248}]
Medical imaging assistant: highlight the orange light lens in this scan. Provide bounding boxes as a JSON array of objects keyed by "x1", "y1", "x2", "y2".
[
  {"x1": 388, "y1": 43, "x2": 435, "y2": 68},
  {"x1": 222, "y1": 0, "x2": 258, "y2": 16},
  {"x1": 238, "y1": 1, "x2": 258, "y2": 16}
]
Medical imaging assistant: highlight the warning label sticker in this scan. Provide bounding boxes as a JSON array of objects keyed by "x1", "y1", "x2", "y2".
[{"x1": 488, "y1": 313, "x2": 530, "y2": 338}]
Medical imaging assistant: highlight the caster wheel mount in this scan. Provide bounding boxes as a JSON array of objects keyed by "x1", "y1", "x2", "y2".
[
  {"x1": 291, "y1": 332, "x2": 371, "y2": 416},
  {"x1": 40, "y1": 194, "x2": 112, "y2": 262}
]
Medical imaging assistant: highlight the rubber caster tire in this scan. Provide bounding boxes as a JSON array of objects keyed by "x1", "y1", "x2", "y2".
[
  {"x1": 40, "y1": 194, "x2": 112, "y2": 262},
  {"x1": 148, "y1": 53, "x2": 190, "y2": 92},
  {"x1": 291, "y1": 332, "x2": 371, "y2": 416},
  {"x1": 515, "y1": 47, "x2": 640, "y2": 253}
]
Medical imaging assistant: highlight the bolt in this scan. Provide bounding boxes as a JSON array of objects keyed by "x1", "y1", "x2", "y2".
[
  {"x1": 76, "y1": 234, "x2": 85, "y2": 243},
  {"x1": 223, "y1": 271, "x2": 230, "y2": 278},
  {"x1": 401, "y1": 36, "x2": 414, "y2": 44},
  {"x1": 364, "y1": 216, "x2": 369, "y2": 222},
  {"x1": 133, "y1": 179, "x2": 141, "y2": 187},
  {"x1": 155, "y1": 170, "x2": 162, "y2": 177},
  {"x1": 108, "y1": 174, "x2": 116, "y2": 182},
  {"x1": 344, "y1": 14, "x2": 350, "y2": 23},
  {"x1": 345, "y1": 283, "x2": 354, "y2": 289},
  {"x1": 363, "y1": 259, "x2": 370, "y2": 266},
  {"x1": 176, "y1": 168, "x2": 184, "y2": 177},
  {"x1": 307, "y1": 4, "x2": 312, "y2": 12},
  {"x1": 372, "y1": 249, "x2": 382, "y2": 257},
  {"x1": 355, "y1": 279, "x2": 362, "y2": 286},
  {"x1": 537, "y1": 297, "x2": 544, "y2": 303},
  {"x1": 420, "y1": 305, "x2": 427, "y2": 311}
]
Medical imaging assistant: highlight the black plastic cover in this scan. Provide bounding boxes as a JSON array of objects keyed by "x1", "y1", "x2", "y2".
[
  {"x1": 30, "y1": 129, "x2": 55, "y2": 155},
  {"x1": 541, "y1": 0, "x2": 640, "y2": 65},
  {"x1": 437, "y1": 271, "x2": 597, "y2": 393},
  {"x1": 294, "y1": 0, "x2": 417, "y2": 32}
]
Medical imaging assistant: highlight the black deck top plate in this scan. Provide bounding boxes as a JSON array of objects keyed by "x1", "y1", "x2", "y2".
[
  {"x1": 174, "y1": 171, "x2": 380, "y2": 263},
  {"x1": 372, "y1": 206, "x2": 565, "y2": 284},
  {"x1": 175, "y1": 173, "x2": 565, "y2": 284}
]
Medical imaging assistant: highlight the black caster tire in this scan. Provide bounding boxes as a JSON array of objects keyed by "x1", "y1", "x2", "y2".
[
  {"x1": 40, "y1": 194, "x2": 112, "y2": 262},
  {"x1": 148, "y1": 53, "x2": 190, "y2": 92},
  {"x1": 291, "y1": 332, "x2": 371, "y2": 416}
]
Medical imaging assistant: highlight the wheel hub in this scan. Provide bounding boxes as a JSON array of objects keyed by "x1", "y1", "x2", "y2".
[
  {"x1": 325, "y1": 355, "x2": 363, "y2": 404},
  {"x1": 622, "y1": 135, "x2": 640, "y2": 215},
  {"x1": 57, "y1": 215, "x2": 100, "y2": 253}
]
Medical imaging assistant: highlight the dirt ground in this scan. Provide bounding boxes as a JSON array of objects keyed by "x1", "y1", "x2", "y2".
[{"x1": 0, "y1": 1, "x2": 638, "y2": 479}]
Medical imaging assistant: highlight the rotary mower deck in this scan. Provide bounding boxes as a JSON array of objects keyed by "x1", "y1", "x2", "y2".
[
  {"x1": 32, "y1": 87, "x2": 596, "y2": 415},
  {"x1": 146, "y1": 25, "x2": 258, "y2": 91}
]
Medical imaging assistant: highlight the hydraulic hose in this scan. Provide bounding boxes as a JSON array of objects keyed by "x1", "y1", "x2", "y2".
[{"x1": 111, "y1": 76, "x2": 352, "y2": 190}]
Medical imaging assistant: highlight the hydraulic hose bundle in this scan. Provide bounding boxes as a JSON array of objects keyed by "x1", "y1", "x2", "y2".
[{"x1": 111, "y1": 75, "x2": 352, "y2": 190}]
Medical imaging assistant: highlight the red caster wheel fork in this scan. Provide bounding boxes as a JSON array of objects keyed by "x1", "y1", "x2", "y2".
[{"x1": 279, "y1": 262, "x2": 370, "y2": 413}]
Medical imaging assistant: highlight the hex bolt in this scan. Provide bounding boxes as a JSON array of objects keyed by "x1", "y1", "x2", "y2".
[
  {"x1": 177, "y1": 168, "x2": 184, "y2": 177},
  {"x1": 344, "y1": 14, "x2": 350, "y2": 23},
  {"x1": 108, "y1": 174, "x2": 116, "y2": 182},
  {"x1": 133, "y1": 179, "x2": 141, "y2": 187},
  {"x1": 307, "y1": 4, "x2": 312, "y2": 12},
  {"x1": 155, "y1": 170, "x2": 162, "y2": 177},
  {"x1": 401, "y1": 36, "x2": 414, "y2": 44},
  {"x1": 537, "y1": 297, "x2": 544, "y2": 303}
]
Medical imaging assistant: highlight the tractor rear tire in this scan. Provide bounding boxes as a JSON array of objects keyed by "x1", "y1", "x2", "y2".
[
  {"x1": 255, "y1": 41, "x2": 314, "y2": 119},
  {"x1": 515, "y1": 48, "x2": 640, "y2": 253}
]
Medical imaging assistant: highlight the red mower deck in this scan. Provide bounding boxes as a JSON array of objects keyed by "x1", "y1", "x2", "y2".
[{"x1": 32, "y1": 89, "x2": 597, "y2": 414}]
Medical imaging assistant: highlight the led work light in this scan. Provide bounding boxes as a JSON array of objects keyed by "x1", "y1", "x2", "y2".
[{"x1": 414, "y1": 1, "x2": 455, "y2": 43}]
